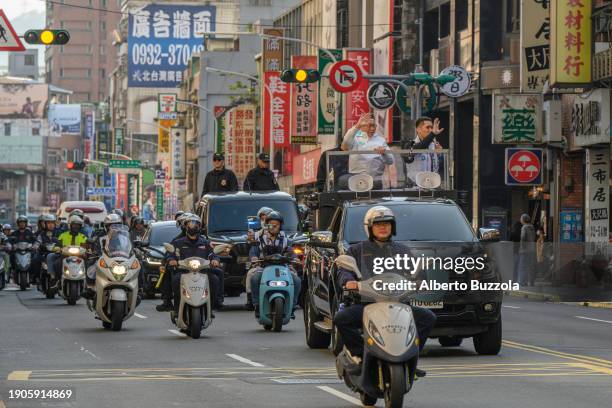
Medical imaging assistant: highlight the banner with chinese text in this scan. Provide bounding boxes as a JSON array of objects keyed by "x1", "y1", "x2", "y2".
[
  {"x1": 318, "y1": 48, "x2": 343, "y2": 135},
  {"x1": 492, "y1": 94, "x2": 542, "y2": 144},
  {"x1": 344, "y1": 49, "x2": 371, "y2": 130},
  {"x1": 225, "y1": 104, "x2": 256, "y2": 180},
  {"x1": 263, "y1": 72, "x2": 291, "y2": 149},
  {"x1": 585, "y1": 148, "x2": 609, "y2": 254},
  {"x1": 290, "y1": 56, "x2": 318, "y2": 144},
  {"x1": 520, "y1": 0, "x2": 550, "y2": 92},
  {"x1": 262, "y1": 28, "x2": 284, "y2": 72}
]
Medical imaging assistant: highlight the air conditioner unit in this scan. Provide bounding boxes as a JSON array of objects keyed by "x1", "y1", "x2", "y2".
[{"x1": 543, "y1": 100, "x2": 562, "y2": 143}]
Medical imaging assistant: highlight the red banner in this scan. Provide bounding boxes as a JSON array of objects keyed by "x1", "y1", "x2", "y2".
[
  {"x1": 224, "y1": 104, "x2": 257, "y2": 180},
  {"x1": 344, "y1": 49, "x2": 371, "y2": 130},
  {"x1": 116, "y1": 174, "x2": 128, "y2": 211},
  {"x1": 263, "y1": 71, "x2": 291, "y2": 149},
  {"x1": 293, "y1": 148, "x2": 321, "y2": 185},
  {"x1": 290, "y1": 56, "x2": 318, "y2": 142}
]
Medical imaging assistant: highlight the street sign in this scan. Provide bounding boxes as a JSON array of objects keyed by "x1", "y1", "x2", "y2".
[
  {"x1": 109, "y1": 159, "x2": 141, "y2": 168},
  {"x1": 505, "y1": 148, "x2": 543, "y2": 186},
  {"x1": 158, "y1": 93, "x2": 177, "y2": 113},
  {"x1": 0, "y1": 10, "x2": 25, "y2": 51},
  {"x1": 439, "y1": 65, "x2": 472, "y2": 98},
  {"x1": 154, "y1": 168, "x2": 166, "y2": 186},
  {"x1": 86, "y1": 187, "x2": 116, "y2": 196},
  {"x1": 329, "y1": 60, "x2": 362, "y2": 93},
  {"x1": 367, "y1": 83, "x2": 396, "y2": 110},
  {"x1": 158, "y1": 112, "x2": 178, "y2": 120}
]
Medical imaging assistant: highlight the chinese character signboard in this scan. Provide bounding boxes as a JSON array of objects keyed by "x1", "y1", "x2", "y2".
[
  {"x1": 263, "y1": 72, "x2": 291, "y2": 149},
  {"x1": 224, "y1": 109, "x2": 235, "y2": 169},
  {"x1": 97, "y1": 131, "x2": 109, "y2": 160},
  {"x1": 158, "y1": 93, "x2": 177, "y2": 119},
  {"x1": 318, "y1": 49, "x2": 343, "y2": 135},
  {"x1": 263, "y1": 28, "x2": 284, "y2": 72},
  {"x1": 293, "y1": 148, "x2": 321, "y2": 185},
  {"x1": 585, "y1": 148, "x2": 609, "y2": 251},
  {"x1": 505, "y1": 148, "x2": 543, "y2": 186},
  {"x1": 550, "y1": 0, "x2": 592, "y2": 86},
  {"x1": 290, "y1": 56, "x2": 318, "y2": 144},
  {"x1": 493, "y1": 94, "x2": 542, "y2": 144},
  {"x1": 225, "y1": 104, "x2": 256, "y2": 181},
  {"x1": 128, "y1": 4, "x2": 216, "y2": 87},
  {"x1": 344, "y1": 49, "x2": 371, "y2": 130},
  {"x1": 560, "y1": 207, "x2": 583, "y2": 242},
  {"x1": 116, "y1": 174, "x2": 128, "y2": 211},
  {"x1": 171, "y1": 127, "x2": 186, "y2": 179},
  {"x1": 158, "y1": 119, "x2": 174, "y2": 153},
  {"x1": 520, "y1": 0, "x2": 550, "y2": 92},
  {"x1": 571, "y1": 89, "x2": 610, "y2": 147},
  {"x1": 85, "y1": 111, "x2": 95, "y2": 160},
  {"x1": 114, "y1": 127, "x2": 124, "y2": 156}
]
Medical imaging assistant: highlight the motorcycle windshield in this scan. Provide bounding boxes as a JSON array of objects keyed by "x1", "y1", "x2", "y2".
[{"x1": 104, "y1": 225, "x2": 132, "y2": 258}]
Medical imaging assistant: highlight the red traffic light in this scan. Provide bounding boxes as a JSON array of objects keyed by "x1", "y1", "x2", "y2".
[{"x1": 66, "y1": 161, "x2": 75, "y2": 170}]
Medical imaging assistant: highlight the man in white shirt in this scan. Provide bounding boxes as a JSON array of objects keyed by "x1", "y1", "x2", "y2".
[
  {"x1": 340, "y1": 113, "x2": 394, "y2": 189},
  {"x1": 403, "y1": 117, "x2": 444, "y2": 186}
]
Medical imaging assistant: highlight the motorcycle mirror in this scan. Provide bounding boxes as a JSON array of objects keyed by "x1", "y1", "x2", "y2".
[
  {"x1": 335, "y1": 255, "x2": 362, "y2": 279},
  {"x1": 163, "y1": 243, "x2": 175, "y2": 253},
  {"x1": 213, "y1": 244, "x2": 232, "y2": 255}
]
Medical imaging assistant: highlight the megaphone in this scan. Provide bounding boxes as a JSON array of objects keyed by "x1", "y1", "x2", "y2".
[
  {"x1": 415, "y1": 171, "x2": 441, "y2": 190},
  {"x1": 348, "y1": 173, "x2": 374, "y2": 193}
]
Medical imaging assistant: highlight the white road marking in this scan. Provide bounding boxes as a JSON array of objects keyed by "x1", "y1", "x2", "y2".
[
  {"x1": 79, "y1": 346, "x2": 101, "y2": 360},
  {"x1": 503, "y1": 305, "x2": 521, "y2": 309},
  {"x1": 168, "y1": 329, "x2": 187, "y2": 337},
  {"x1": 575, "y1": 316, "x2": 612, "y2": 324},
  {"x1": 317, "y1": 386, "x2": 363, "y2": 406},
  {"x1": 226, "y1": 353, "x2": 265, "y2": 367},
  {"x1": 134, "y1": 313, "x2": 147, "y2": 319}
]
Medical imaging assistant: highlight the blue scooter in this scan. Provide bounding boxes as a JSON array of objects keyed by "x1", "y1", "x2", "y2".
[{"x1": 254, "y1": 254, "x2": 295, "y2": 332}]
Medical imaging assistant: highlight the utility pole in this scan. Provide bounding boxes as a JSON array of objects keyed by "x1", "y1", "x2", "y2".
[{"x1": 400, "y1": 0, "x2": 422, "y2": 144}]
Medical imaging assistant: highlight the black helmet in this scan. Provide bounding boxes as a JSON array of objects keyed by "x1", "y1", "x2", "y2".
[
  {"x1": 16, "y1": 215, "x2": 28, "y2": 225},
  {"x1": 175, "y1": 211, "x2": 185, "y2": 220},
  {"x1": 265, "y1": 211, "x2": 283, "y2": 225},
  {"x1": 184, "y1": 215, "x2": 202, "y2": 236},
  {"x1": 133, "y1": 217, "x2": 144, "y2": 225}
]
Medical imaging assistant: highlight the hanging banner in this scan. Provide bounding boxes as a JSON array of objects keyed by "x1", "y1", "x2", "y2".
[
  {"x1": 520, "y1": 0, "x2": 550, "y2": 92},
  {"x1": 344, "y1": 49, "x2": 371, "y2": 130},
  {"x1": 158, "y1": 119, "x2": 174, "y2": 153},
  {"x1": 263, "y1": 72, "x2": 291, "y2": 149},
  {"x1": 225, "y1": 104, "x2": 256, "y2": 180},
  {"x1": 127, "y1": 174, "x2": 139, "y2": 209},
  {"x1": 550, "y1": 0, "x2": 592, "y2": 86},
  {"x1": 85, "y1": 111, "x2": 95, "y2": 160},
  {"x1": 293, "y1": 148, "x2": 321, "y2": 185},
  {"x1": 290, "y1": 55, "x2": 318, "y2": 144},
  {"x1": 571, "y1": 89, "x2": 611, "y2": 147},
  {"x1": 318, "y1": 48, "x2": 343, "y2": 135},
  {"x1": 171, "y1": 127, "x2": 186, "y2": 178},
  {"x1": 114, "y1": 127, "x2": 124, "y2": 155},
  {"x1": 97, "y1": 130, "x2": 109, "y2": 159},
  {"x1": 116, "y1": 174, "x2": 128, "y2": 211},
  {"x1": 585, "y1": 148, "x2": 609, "y2": 255},
  {"x1": 492, "y1": 94, "x2": 543, "y2": 144},
  {"x1": 156, "y1": 185, "x2": 164, "y2": 220},
  {"x1": 262, "y1": 28, "x2": 284, "y2": 72}
]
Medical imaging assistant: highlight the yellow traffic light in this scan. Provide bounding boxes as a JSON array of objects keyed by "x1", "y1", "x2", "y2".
[
  {"x1": 40, "y1": 30, "x2": 54, "y2": 45},
  {"x1": 295, "y1": 69, "x2": 308, "y2": 82},
  {"x1": 24, "y1": 29, "x2": 70, "y2": 45}
]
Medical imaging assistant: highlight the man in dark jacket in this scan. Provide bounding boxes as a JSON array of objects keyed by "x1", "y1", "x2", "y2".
[
  {"x1": 201, "y1": 153, "x2": 239, "y2": 196},
  {"x1": 243, "y1": 153, "x2": 279, "y2": 192}
]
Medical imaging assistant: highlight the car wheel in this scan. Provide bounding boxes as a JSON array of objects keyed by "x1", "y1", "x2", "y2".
[
  {"x1": 304, "y1": 294, "x2": 330, "y2": 349},
  {"x1": 473, "y1": 319, "x2": 502, "y2": 355}
]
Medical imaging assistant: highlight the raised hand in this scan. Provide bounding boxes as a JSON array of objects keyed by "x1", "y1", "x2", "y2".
[{"x1": 433, "y1": 118, "x2": 444, "y2": 135}]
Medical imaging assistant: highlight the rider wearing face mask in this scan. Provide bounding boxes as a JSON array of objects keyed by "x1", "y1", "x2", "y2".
[
  {"x1": 166, "y1": 215, "x2": 223, "y2": 318},
  {"x1": 49, "y1": 216, "x2": 88, "y2": 286},
  {"x1": 333, "y1": 206, "x2": 437, "y2": 377},
  {"x1": 248, "y1": 211, "x2": 302, "y2": 319},
  {"x1": 244, "y1": 206, "x2": 274, "y2": 309}
]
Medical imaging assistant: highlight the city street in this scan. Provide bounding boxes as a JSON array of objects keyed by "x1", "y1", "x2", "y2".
[{"x1": 1, "y1": 287, "x2": 611, "y2": 408}]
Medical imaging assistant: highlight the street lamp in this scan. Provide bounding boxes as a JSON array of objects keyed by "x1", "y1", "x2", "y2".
[{"x1": 204, "y1": 66, "x2": 276, "y2": 170}]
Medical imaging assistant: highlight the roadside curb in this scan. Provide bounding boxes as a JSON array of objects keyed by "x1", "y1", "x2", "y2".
[
  {"x1": 504, "y1": 290, "x2": 560, "y2": 303},
  {"x1": 565, "y1": 301, "x2": 612, "y2": 309}
]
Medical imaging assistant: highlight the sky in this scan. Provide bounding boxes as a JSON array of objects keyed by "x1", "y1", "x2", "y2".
[
  {"x1": 1, "y1": 0, "x2": 46, "y2": 73},
  {"x1": 2, "y1": 0, "x2": 45, "y2": 20}
]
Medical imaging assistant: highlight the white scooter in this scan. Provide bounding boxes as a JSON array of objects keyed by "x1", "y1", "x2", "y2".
[
  {"x1": 165, "y1": 243, "x2": 215, "y2": 339},
  {"x1": 87, "y1": 225, "x2": 140, "y2": 331},
  {"x1": 13, "y1": 242, "x2": 34, "y2": 291},
  {"x1": 0, "y1": 241, "x2": 10, "y2": 290},
  {"x1": 334, "y1": 255, "x2": 420, "y2": 408},
  {"x1": 58, "y1": 246, "x2": 87, "y2": 305}
]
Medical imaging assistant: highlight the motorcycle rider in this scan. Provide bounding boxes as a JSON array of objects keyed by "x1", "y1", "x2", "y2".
[
  {"x1": 166, "y1": 215, "x2": 223, "y2": 319},
  {"x1": 130, "y1": 217, "x2": 147, "y2": 241},
  {"x1": 245, "y1": 206, "x2": 274, "y2": 309},
  {"x1": 3, "y1": 223, "x2": 12, "y2": 237},
  {"x1": 333, "y1": 206, "x2": 436, "y2": 377},
  {"x1": 155, "y1": 212, "x2": 189, "y2": 312},
  {"x1": 112, "y1": 208, "x2": 129, "y2": 226},
  {"x1": 48, "y1": 216, "x2": 89, "y2": 288},
  {"x1": 10, "y1": 215, "x2": 37, "y2": 283},
  {"x1": 84, "y1": 213, "x2": 123, "y2": 294},
  {"x1": 37, "y1": 214, "x2": 60, "y2": 286},
  {"x1": 0, "y1": 230, "x2": 11, "y2": 282},
  {"x1": 248, "y1": 211, "x2": 301, "y2": 319}
]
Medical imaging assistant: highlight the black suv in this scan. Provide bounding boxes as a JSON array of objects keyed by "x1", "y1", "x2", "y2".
[
  {"x1": 196, "y1": 191, "x2": 309, "y2": 297},
  {"x1": 302, "y1": 197, "x2": 503, "y2": 356}
]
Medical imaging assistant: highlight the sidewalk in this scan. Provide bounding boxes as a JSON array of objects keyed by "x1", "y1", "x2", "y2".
[{"x1": 505, "y1": 284, "x2": 612, "y2": 308}]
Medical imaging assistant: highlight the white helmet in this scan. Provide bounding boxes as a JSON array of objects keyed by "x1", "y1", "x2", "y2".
[
  {"x1": 68, "y1": 215, "x2": 84, "y2": 225},
  {"x1": 363, "y1": 206, "x2": 396, "y2": 239},
  {"x1": 104, "y1": 213, "x2": 122, "y2": 230}
]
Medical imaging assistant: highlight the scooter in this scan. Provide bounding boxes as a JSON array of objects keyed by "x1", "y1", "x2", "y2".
[
  {"x1": 165, "y1": 243, "x2": 212, "y2": 339},
  {"x1": 12, "y1": 242, "x2": 34, "y2": 291},
  {"x1": 39, "y1": 243, "x2": 58, "y2": 298},
  {"x1": 58, "y1": 246, "x2": 87, "y2": 305},
  {"x1": 87, "y1": 225, "x2": 140, "y2": 331},
  {"x1": 334, "y1": 255, "x2": 419, "y2": 408},
  {"x1": 252, "y1": 253, "x2": 295, "y2": 332},
  {"x1": 0, "y1": 242, "x2": 10, "y2": 290}
]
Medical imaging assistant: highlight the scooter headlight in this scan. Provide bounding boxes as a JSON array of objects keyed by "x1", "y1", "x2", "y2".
[
  {"x1": 68, "y1": 247, "x2": 80, "y2": 255},
  {"x1": 112, "y1": 265, "x2": 127, "y2": 280},
  {"x1": 268, "y1": 280, "x2": 287, "y2": 287},
  {"x1": 189, "y1": 259, "x2": 201, "y2": 270},
  {"x1": 405, "y1": 324, "x2": 417, "y2": 346},
  {"x1": 367, "y1": 321, "x2": 385, "y2": 347}
]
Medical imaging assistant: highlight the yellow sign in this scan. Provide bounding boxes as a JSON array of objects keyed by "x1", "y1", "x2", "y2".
[
  {"x1": 551, "y1": 0, "x2": 592, "y2": 86},
  {"x1": 157, "y1": 119, "x2": 174, "y2": 153},
  {"x1": 520, "y1": 0, "x2": 550, "y2": 92}
]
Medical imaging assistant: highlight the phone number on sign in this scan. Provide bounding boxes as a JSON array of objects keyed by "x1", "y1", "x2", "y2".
[
  {"x1": 9, "y1": 389, "x2": 74, "y2": 400},
  {"x1": 131, "y1": 44, "x2": 204, "y2": 66}
]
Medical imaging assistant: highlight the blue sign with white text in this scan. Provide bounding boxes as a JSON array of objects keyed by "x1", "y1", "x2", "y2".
[{"x1": 128, "y1": 4, "x2": 216, "y2": 88}]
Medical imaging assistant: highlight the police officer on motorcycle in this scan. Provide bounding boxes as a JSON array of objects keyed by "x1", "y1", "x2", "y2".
[
  {"x1": 166, "y1": 215, "x2": 223, "y2": 319},
  {"x1": 248, "y1": 211, "x2": 302, "y2": 319},
  {"x1": 48, "y1": 216, "x2": 88, "y2": 287},
  {"x1": 130, "y1": 217, "x2": 147, "y2": 241},
  {"x1": 10, "y1": 215, "x2": 37, "y2": 282},
  {"x1": 37, "y1": 214, "x2": 60, "y2": 285},
  {"x1": 84, "y1": 214, "x2": 123, "y2": 295},
  {"x1": 334, "y1": 206, "x2": 436, "y2": 377}
]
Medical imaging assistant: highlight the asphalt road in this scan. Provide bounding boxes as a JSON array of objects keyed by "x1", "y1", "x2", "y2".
[{"x1": 1, "y1": 285, "x2": 611, "y2": 408}]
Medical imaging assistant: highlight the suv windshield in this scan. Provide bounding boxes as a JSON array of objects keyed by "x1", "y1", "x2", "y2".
[
  {"x1": 344, "y1": 203, "x2": 476, "y2": 243},
  {"x1": 208, "y1": 200, "x2": 299, "y2": 234},
  {"x1": 148, "y1": 224, "x2": 181, "y2": 246}
]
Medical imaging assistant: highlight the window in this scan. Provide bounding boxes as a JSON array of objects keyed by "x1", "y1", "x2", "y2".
[
  {"x1": 102, "y1": 0, "x2": 107, "y2": 7},
  {"x1": 29, "y1": 175, "x2": 34, "y2": 192},
  {"x1": 62, "y1": 148, "x2": 68, "y2": 162},
  {"x1": 87, "y1": 21, "x2": 92, "y2": 30},
  {"x1": 32, "y1": 126, "x2": 40, "y2": 136},
  {"x1": 60, "y1": 21, "x2": 65, "y2": 28},
  {"x1": 439, "y1": 3, "x2": 450, "y2": 38},
  {"x1": 4, "y1": 123, "x2": 10, "y2": 136},
  {"x1": 24, "y1": 54, "x2": 35, "y2": 66},
  {"x1": 86, "y1": 68, "x2": 91, "y2": 78},
  {"x1": 506, "y1": 0, "x2": 520, "y2": 33},
  {"x1": 87, "y1": 45, "x2": 93, "y2": 54},
  {"x1": 72, "y1": 149, "x2": 80, "y2": 162},
  {"x1": 456, "y1": 0, "x2": 469, "y2": 32},
  {"x1": 100, "y1": 45, "x2": 106, "y2": 55},
  {"x1": 60, "y1": 68, "x2": 64, "y2": 77},
  {"x1": 36, "y1": 175, "x2": 42, "y2": 193},
  {"x1": 99, "y1": 68, "x2": 106, "y2": 78},
  {"x1": 100, "y1": 21, "x2": 106, "y2": 32}
]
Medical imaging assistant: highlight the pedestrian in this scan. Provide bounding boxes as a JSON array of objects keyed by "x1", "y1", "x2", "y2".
[
  {"x1": 402, "y1": 117, "x2": 444, "y2": 187},
  {"x1": 243, "y1": 153, "x2": 279, "y2": 192},
  {"x1": 509, "y1": 219, "x2": 522, "y2": 282},
  {"x1": 517, "y1": 213, "x2": 536, "y2": 286},
  {"x1": 339, "y1": 113, "x2": 394, "y2": 189},
  {"x1": 201, "y1": 153, "x2": 239, "y2": 196}
]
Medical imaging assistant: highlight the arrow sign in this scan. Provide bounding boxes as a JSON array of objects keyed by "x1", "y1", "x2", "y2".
[
  {"x1": 0, "y1": 10, "x2": 25, "y2": 51},
  {"x1": 329, "y1": 60, "x2": 363, "y2": 93}
]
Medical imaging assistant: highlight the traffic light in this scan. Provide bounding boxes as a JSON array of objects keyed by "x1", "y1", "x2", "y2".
[
  {"x1": 280, "y1": 69, "x2": 320, "y2": 83},
  {"x1": 66, "y1": 161, "x2": 86, "y2": 171},
  {"x1": 24, "y1": 29, "x2": 70, "y2": 45}
]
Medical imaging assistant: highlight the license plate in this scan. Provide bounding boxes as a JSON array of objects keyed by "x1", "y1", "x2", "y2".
[
  {"x1": 410, "y1": 300, "x2": 444, "y2": 309},
  {"x1": 150, "y1": 277, "x2": 158, "y2": 282}
]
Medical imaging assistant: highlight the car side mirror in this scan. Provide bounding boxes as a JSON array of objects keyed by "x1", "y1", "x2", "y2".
[
  {"x1": 309, "y1": 230, "x2": 336, "y2": 249},
  {"x1": 213, "y1": 243, "x2": 232, "y2": 255},
  {"x1": 163, "y1": 243, "x2": 175, "y2": 253},
  {"x1": 335, "y1": 255, "x2": 362, "y2": 279},
  {"x1": 479, "y1": 228, "x2": 500, "y2": 242}
]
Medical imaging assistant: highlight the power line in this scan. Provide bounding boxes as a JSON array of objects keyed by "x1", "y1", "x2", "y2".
[{"x1": 40, "y1": 0, "x2": 397, "y2": 29}]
